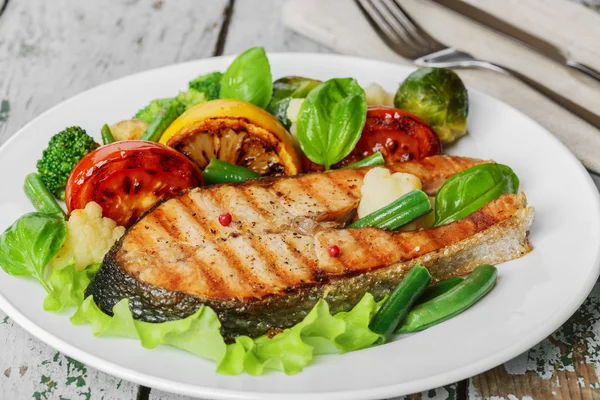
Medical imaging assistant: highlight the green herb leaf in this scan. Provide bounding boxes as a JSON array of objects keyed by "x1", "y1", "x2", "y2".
[
  {"x1": 434, "y1": 164, "x2": 519, "y2": 226},
  {"x1": 296, "y1": 78, "x2": 367, "y2": 169},
  {"x1": 43, "y1": 263, "x2": 100, "y2": 312},
  {"x1": 220, "y1": 47, "x2": 273, "y2": 108},
  {"x1": 0, "y1": 213, "x2": 66, "y2": 292},
  {"x1": 267, "y1": 76, "x2": 322, "y2": 128}
]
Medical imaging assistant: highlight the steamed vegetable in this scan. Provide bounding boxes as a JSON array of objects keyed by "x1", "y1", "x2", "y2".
[
  {"x1": 267, "y1": 76, "x2": 322, "y2": 128},
  {"x1": 349, "y1": 189, "x2": 431, "y2": 230},
  {"x1": 36, "y1": 126, "x2": 99, "y2": 200},
  {"x1": 109, "y1": 119, "x2": 148, "y2": 141},
  {"x1": 135, "y1": 90, "x2": 205, "y2": 125},
  {"x1": 202, "y1": 159, "x2": 260, "y2": 185},
  {"x1": 141, "y1": 101, "x2": 183, "y2": 142},
  {"x1": 50, "y1": 202, "x2": 125, "y2": 271},
  {"x1": 0, "y1": 212, "x2": 67, "y2": 292},
  {"x1": 369, "y1": 265, "x2": 431, "y2": 341},
  {"x1": 343, "y1": 152, "x2": 385, "y2": 169},
  {"x1": 189, "y1": 71, "x2": 223, "y2": 101},
  {"x1": 296, "y1": 78, "x2": 367, "y2": 169},
  {"x1": 175, "y1": 88, "x2": 206, "y2": 109},
  {"x1": 101, "y1": 124, "x2": 115, "y2": 145},
  {"x1": 415, "y1": 277, "x2": 464, "y2": 306},
  {"x1": 434, "y1": 164, "x2": 519, "y2": 226},
  {"x1": 357, "y1": 167, "x2": 423, "y2": 219},
  {"x1": 394, "y1": 67, "x2": 468, "y2": 145},
  {"x1": 24, "y1": 173, "x2": 66, "y2": 218},
  {"x1": 135, "y1": 98, "x2": 177, "y2": 124},
  {"x1": 65, "y1": 141, "x2": 203, "y2": 227},
  {"x1": 398, "y1": 265, "x2": 497, "y2": 333},
  {"x1": 220, "y1": 47, "x2": 273, "y2": 109},
  {"x1": 159, "y1": 99, "x2": 302, "y2": 176}
]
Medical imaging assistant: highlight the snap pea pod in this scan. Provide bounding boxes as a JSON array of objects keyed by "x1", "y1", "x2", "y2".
[
  {"x1": 369, "y1": 265, "x2": 431, "y2": 342},
  {"x1": 397, "y1": 264, "x2": 497, "y2": 333},
  {"x1": 141, "y1": 102, "x2": 181, "y2": 142},
  {"x1": 23, "y1": 173, "x2": 66, "y2": 218},
  {"x1": 101, "y1": 124, "x2": 115, "y2": 145},
  {"x1": 348, "y1": 189, "x2": 431, "y2": 230},
  {"x1": 202, "y1": 159, "x2": 260, "y2": 185},
  {"x1": 343, "y1": 152, "x2": 385, "y2": 169},
  {"x1": 415, "y1": 277, "x2": 464, "y2": 306}
]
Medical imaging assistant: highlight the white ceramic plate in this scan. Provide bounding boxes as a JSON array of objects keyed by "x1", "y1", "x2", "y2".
[{"x1": 0, "y1": 54, "x2": 599, "y2": 400}]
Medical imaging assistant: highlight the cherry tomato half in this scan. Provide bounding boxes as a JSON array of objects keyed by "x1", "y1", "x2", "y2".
[
  {"x1": 303, "y1": 106, "x2": 441, "y2": 172},
  {"x1": 66, "y1": 140, "x2": 203, "y2": 227}
]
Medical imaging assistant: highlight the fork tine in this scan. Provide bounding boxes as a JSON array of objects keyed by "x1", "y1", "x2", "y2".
[
  {"x1": 388, "y1": 0, "x2": 445, "y2": 52},
  {"x1": 355, "y1": 0, "x2": 419, "y2": 58},
  {"x1": 367, "y1": 0, "x2": 423, "y2": 52},
  {"x1": 381, "y1": 0, "x2": 431, "y2": 49}
]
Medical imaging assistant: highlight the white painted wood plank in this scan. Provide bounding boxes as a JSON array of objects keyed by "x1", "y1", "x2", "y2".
[
  {"x1": 0, "y1": 316, "x2": 139, "y2": 399},
  {"x1": 222, "y1": 0, "x2": 332, "y2": 55},
  {"x1": 0, "y1": 0, "x2": 229, "y2": 145}
]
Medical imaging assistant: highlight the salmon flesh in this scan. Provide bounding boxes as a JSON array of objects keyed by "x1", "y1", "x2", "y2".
[{"x1": 85, "y1": 155, "x2": 534, "y2": 340}]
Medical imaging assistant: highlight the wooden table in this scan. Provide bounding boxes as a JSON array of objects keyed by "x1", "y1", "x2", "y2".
[{"x1": 0, "y1": 1, "x2": 599, "y2": 399}]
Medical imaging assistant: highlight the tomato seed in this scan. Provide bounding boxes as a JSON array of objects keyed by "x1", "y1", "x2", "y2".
[
  {"x1": 328, "y1": 245, "x2": 340, "y2": 257},
  {"x1": 218, "y1": 213, "x2": 232, "y2": 227}
]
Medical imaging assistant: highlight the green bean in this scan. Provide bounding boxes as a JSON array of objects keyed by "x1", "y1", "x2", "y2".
[
  {"x1": 415, "y1": 277, "x2": 464, "y2": 306},
  {"x1": 348, "y1": 190, "x2": 431, "y2": 230},
  {"x1": 202, "y1": 159, "x2": 260, "y2": 185},
  {"x1": 101, "y1": 124, "x2": 115, "y2": 145},
  {"x1": 23, "y1": 173, "x2": 66, "y2": 218},
  {"x1": 397, "y1": 265, "x2": 497, "y2": 333},
  {"x1": 369, "y1": 265, "x2": 431, "y2": 341},
  {"x1": 141, "y1": 102, "x2": 181, "y2": 142},
  {"x1": 343, "y1": 152, "x2": 385, "y2": 169}
]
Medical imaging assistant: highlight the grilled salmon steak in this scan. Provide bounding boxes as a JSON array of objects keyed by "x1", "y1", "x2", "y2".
[{"x1": 86, "y1": 155, "x2": 534, "y2": 340}]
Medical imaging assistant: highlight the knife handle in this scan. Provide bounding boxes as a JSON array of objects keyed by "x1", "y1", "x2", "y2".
[{"x1": 481, "y1": 62, "x2": 600, "y2": 130}]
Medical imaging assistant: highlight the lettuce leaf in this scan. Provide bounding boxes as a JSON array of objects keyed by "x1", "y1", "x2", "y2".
[
  {"x1": 71, "y1": 293, "x2": 383, "y2": 376},
  {"x1": 43, "y1": 263, "x2": 99, "y2": 312}
]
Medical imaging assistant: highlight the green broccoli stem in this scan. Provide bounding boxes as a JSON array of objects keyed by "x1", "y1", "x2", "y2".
[
  {"x1": 101, "y1": 124, "x2": 115, "y2": 145},
  {"x1": 141, "y1": 102, "x2": 182, "y2": 142},
  {"x1": 24, "y1": 173, "x2": 67, "y2": 219}
]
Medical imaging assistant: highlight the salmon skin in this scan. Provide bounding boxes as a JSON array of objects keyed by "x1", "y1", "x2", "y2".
[{"x1": 85, "y1": 155, "x2": 533, "y2": 340}]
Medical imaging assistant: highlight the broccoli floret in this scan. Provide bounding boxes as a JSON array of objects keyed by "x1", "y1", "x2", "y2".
[
  {"x1": 189, "y1": 72, "x2": 223, "y2": 101},
  {"x1": 36, "y1": 126, "x2": 99, "y2": 200},
  {"x1": 176, "y1": 88, "x2": 206, "y2": 110},
  {"x1": 134, "y1": 98, "x2": 174, "y2": 124}
]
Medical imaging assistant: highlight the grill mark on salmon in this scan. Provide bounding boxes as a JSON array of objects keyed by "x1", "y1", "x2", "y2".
[{"x1": 85, "y1": 156, "x2": 527, "y2": 339}]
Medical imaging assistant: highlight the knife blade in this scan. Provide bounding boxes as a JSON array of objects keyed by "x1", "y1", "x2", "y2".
[{"x1": 431, "y1": 0, "x2": 600, "y2": 81}]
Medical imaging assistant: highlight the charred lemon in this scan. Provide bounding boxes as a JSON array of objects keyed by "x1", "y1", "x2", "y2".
[{"x1": 159, "y1": 99, "x2": 302, "y2": 176}]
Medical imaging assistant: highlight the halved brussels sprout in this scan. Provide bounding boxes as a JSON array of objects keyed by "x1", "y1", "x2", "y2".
[
  {"x1": 394, "y1": 68, "x2": 468, "y2": 145},
  {"x1": 267, "y1": 76, "x2": 322, "y2": 128}
]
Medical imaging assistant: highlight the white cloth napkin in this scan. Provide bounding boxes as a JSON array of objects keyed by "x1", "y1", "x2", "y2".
[{"x1": 283, "y1": 0, "x2": 600, "y2": 173}]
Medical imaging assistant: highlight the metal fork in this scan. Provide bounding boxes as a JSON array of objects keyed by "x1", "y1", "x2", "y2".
[{"x1": 355, "y1": 0, "x2": 600, "y2": 130}]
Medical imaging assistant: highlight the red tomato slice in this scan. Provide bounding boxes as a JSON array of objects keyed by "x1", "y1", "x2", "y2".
[
  {"x1": 303, "y1": 106, "x2": 441, "y2": 172},
  {"x1": 66, "y1": 140, "x2": 203, "y2": 227}
]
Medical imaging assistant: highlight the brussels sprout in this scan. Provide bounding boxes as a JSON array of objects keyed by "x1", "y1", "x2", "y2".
[
  {"x1": 394, "y1": 67, "x2": 468, "y2": 145},
  {"x1": 267, "y1": 76, "x2": 322, "y2": 128}
]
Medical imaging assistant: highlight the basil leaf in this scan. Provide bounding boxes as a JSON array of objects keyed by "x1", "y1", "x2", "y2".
[
  {"x1": 296, "y1": 78, "x2": 367, "y2": 169},
  {"x1": 0, "y1": 212, "x2": 67, "y2": 292},
  {"x1": 219, "y1": 47, "x2": 273, "y2": 109},
  {"x1": 434, "y1": 164, "x2": 519, "y2": 226},
  {"x1": 267, "y1": 76, "x2": 322, "y2": 128}
]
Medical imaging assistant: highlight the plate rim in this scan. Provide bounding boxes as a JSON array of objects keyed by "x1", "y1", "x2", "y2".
[{"x1": 0, "y1": 52, "x2": 599, "y2": 400}]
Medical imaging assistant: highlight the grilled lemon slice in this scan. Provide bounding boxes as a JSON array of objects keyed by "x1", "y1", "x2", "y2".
[{"x1": 159, "y1": 99, "x2": 302, "y2": 176}]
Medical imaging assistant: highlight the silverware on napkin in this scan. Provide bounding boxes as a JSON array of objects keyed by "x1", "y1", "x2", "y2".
[
  {"x1": 431, "y1": 0, "x2": 600, "y2": 82},
  {"x1": 355, "y1": 0, "x2": 600, "y2": 130}
]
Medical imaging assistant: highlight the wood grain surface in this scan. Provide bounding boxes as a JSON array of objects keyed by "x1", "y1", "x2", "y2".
[{"x1": 0, "y1": 0, "x2": 599, "y2": 399}]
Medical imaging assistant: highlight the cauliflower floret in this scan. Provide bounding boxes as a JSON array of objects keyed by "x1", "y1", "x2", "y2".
[
  {"x1": 363, "y1": 83, "x2": 395, "y2": 107},
  {"x1": 357, "y1": 167, "x2": 422, "y2": 219},
  {"x1": 286, "y1": 98, "x2": 305, "y2": 139},
  {"x1": 51, "y1": 202, "x2": 126, "y2": 271}
]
